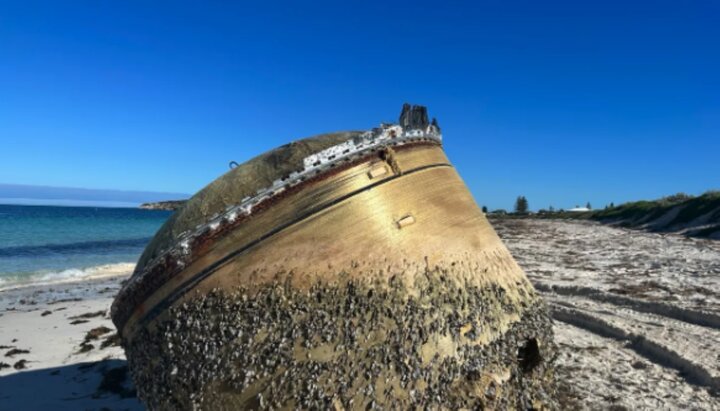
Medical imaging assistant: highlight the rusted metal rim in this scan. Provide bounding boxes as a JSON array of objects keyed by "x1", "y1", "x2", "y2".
[
  {"x1": 112, "y1": 141, "x2": 445, "y2": 336},
  {"x1": 126, "y1": 162, "x2": 452, "y2": 336}
]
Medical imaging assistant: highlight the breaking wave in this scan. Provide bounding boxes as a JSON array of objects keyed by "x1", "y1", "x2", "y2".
[{"x1": 0, "y1": 262, "x2": 136, "y2": 291}]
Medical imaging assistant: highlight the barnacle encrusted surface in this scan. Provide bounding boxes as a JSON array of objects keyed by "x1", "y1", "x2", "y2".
[
  {"x1": 116, "y1": 106, "x2": 558, "y2": 409},
  {"x1": 126, "y1": 267, "x2": 557, "y2": 410}
]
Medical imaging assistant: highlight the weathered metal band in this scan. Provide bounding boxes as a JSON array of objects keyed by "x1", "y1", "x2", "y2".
[
  {"x1": 123, "y1": 161, "x2": 453, "y2": 337},
  {"x1": 115, "y1": 142, "x2": 448, "y2": 335}
]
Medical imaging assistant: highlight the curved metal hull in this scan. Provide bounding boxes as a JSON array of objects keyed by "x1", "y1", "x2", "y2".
[{"x1": 114, "y1": 138, "x2": 557, "y2": 409}]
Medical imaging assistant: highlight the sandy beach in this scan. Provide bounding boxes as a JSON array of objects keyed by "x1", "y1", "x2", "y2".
[
  {"x1": 493, "y1": 217, "x2": 720, "y2": 409},
  {"x1": 1, "y1": 219, "x2": 719, "y2": 409},
  {"x1": 0, "y1": 272, "x2": 143, "y2": 411}
]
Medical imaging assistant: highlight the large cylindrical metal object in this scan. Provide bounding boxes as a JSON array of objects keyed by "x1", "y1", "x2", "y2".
[{"x1": 112, "y1": 106, "x2": 557, "y2": 410}]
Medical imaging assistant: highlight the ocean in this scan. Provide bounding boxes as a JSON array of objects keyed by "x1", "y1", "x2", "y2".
[{"x1": 0, "y1": 204, "x2": 171, "y2": 290}]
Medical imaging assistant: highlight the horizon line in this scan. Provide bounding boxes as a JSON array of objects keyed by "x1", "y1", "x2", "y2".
[{"x1": 0, "y1": 183, "x2": 189, "y2": 208}]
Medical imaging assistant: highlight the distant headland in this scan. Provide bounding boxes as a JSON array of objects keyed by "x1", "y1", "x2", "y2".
[
  {"x1": 139, "y1": 200, "x2": 187, "y2": 210},
  {"x1": 0, "y1": 183, "x2": 189, "y2": 208}
]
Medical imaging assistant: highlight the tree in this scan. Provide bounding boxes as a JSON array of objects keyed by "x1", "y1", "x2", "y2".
[
  {"x1": 514, "y1": 196, "x2": 529, "y2": 214},
  {"x1": 549, "y1": 205, "x2": 555, "y2": 212},
  {"x1": 586, "y1": 201, "x2": 592, "y2": 210},
  {"x1": 610, "y1": 202, "x2": 615, "y2": 208},
  {"x1": 482, "y1": 205, "x2": 488, "y2": 213}
]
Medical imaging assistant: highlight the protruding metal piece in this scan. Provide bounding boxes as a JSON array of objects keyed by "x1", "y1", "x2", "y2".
[
  {"x1": 396, "y1": 214, "x2": 415, "y2": 229},
  {"x1": 367, "y1": 165, "x2": 388, "y2": 179}
]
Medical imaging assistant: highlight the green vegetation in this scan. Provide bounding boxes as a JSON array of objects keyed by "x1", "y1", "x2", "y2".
[
  {"x1": 590, "y1": 200, "x2": 671, "y2": 223},
  {"x1": 673, "y1": 191, "x2": 720, "y2": 224},
  {"x1": 492, "y1": 191, "x2": 720, "y2": 240},
  {"x1": 589, "y1": 191, "x2": 720, "y2": 228},
  {"x1": 514, "y1": 196, "x2": 529, "y2": 214}
]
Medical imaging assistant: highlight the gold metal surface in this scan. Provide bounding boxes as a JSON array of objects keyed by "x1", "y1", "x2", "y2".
[
  {"x1": 115, "y1": 130, "x2": 558, "y2": 409},
  {"x1": 121, "y1": 144, "x2": 532, "y2": 340}
]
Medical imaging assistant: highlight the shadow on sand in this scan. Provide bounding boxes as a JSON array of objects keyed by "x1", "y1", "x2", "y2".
[{"x1": 0, "y1": 358, "x2": 143, "y2": 411}]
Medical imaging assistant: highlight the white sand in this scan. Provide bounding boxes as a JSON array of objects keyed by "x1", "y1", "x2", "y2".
[
  {"x1": 493, "y1": 217, "x2": 720, "y2": 409},
  {"x1": 0, "y1": 272, "x2": 142, "y2": 411}
]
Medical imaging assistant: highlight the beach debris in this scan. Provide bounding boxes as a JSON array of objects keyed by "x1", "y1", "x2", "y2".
[
  {"x1": 5, "y1": 348, "x2": 30, "y2": 357},
  {"x1": 75, "y1": 327, "x2": 114, "y2": 354},
  {"x1": 13, "y1": 359, "x2": 28, "y2": 370},
  {"x1": 100, "y1": 333, "x2": 121, "y2": 349},
  {"x1": 77, "y1": 342, "x2": 94, "y2": 353},
  {"x1": 112, "y1": 104, "x2": 557, "y2": 409},
  {"x1": 0, "y1": 362, "x2": 10, "y2": 370},
  {"x1": 84, "y1": 326, "x2": 113, "y2": 342},
  {"x1": 48, "y1": 297, "x2": 82, "y2": 305},
  {"x1": 41, "y1": 310, "x2": 52, "y2": 316},
  {"x1": 69, "y1": 310, "x2": 105, "y2": 320},
  {"x1": 70, "y1": 319, "x2": 90, "y2": 325}
]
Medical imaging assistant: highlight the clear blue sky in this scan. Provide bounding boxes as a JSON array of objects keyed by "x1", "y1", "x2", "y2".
[{"x1": 1, "y1": 1, "x2": 718, "y2": 210}]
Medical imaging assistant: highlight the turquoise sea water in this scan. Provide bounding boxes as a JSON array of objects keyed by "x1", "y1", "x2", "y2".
[{"x1": 0, "y1": 204, "x2": 171, "y2": 289}]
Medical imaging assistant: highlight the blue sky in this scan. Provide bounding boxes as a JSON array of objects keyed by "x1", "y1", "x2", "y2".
[{"x1": 1, "y1": 1, "x2": 718, "y2": 210}]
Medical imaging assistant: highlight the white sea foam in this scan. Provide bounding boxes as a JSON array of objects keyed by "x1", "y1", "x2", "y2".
[{"x1": 0, "y1": 262, "x2": 135, "y2": 292}]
